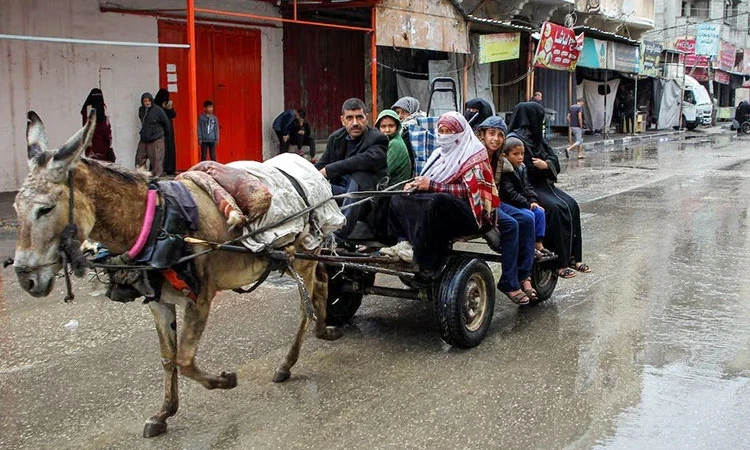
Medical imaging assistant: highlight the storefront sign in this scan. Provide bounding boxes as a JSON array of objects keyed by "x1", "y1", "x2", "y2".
[
  {"x1": 719, "y1": 41, "x2": 736, "y2": 71},
  {"x1": 578, "y1": 37, "x2": 607, "y2": 69},
  {"x1": 743, "y1": 50, "x2": 750, "y2": 74},
  {"x1": 478, "y1": 33, "x2": 520, "y2": 63},
  {"x1": 641, "y1": 40, "x2": 663, "y2": 77},
  {"x1": 695, "y1": 22, "x2": 720, "y2": 56},
  {"x1": 533, "y1": 21, "x2": 584, "y2": 71},
  {"x1": 611, "y1": 42, "x2": 640, "y2": 73},
  {"x1": 715, "y1": 69, "x2": 730, "y2": 85},
  {"x1": 675, "y1": 38, "x2": 709, "y2": 67}
]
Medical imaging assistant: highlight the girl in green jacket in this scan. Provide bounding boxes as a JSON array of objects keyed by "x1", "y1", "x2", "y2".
[{"x1": 375, "y1": 109, "x2": 413, "y2": 186}]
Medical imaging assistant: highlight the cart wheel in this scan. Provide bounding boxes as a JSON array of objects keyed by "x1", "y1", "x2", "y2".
[
  {"x1": 530, "y1": 262, "x2": 558, "y2": 302},
  {"x1": 325, "y1": 267, "x2": 365, "y2": 326},
  {"x1": 434, "y1": 257, "x2": 495, "y2": 348},
  {"x1": 742, "y1": 121, "x2": 750, "y2": 135}
]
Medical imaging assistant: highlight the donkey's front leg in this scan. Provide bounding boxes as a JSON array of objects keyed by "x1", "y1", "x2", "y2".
[
  {"x1": 143, "y1": 301, "x2": 178, "y2": 438},
  {"x1": 176, "y1": 294, "x2": 238, "y2": 390}
]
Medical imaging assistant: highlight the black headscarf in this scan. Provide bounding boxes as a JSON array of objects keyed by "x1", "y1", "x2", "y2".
[
  {"x1": 506, "y1": 101, "x2": 546, "y2": 153},
  {"x1": 81, "y1": 88, "x2": 106, "y2": 123},
  {"x1": 463, "y1": 98, "x2": 494, "y2": 129},
  {"x1": 154, "y1": 88, "x2": 170, "y2": 108}
]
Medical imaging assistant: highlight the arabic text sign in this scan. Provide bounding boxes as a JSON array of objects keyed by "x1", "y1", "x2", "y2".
[
  {"x1": 641, "y1": 40, "x2": 663, "y2": 77},
  {"x1": 533, "y1": 21, "x2": 583, "y2": 71},
  {"x1": 719, "y1": 41, "x2": 736, "y2": 71},
  {"x1": 478, "y1": 33, "x2": 520, "y2": 64},
  {"x1": 695, "y1": 22, "x2": 720, "y2": 56},
  {"x1": 675, "y1": 38, "x2": 709, "y2": 67}
]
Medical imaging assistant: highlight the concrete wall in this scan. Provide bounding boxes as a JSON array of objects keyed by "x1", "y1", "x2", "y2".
[{"x1": 0, "y1": 0, "x2": 284, "y2": 192}]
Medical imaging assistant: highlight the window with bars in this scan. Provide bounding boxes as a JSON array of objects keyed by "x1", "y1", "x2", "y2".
[{"x1": 691, "y1": 0, "x2": 709, "y2": 19}]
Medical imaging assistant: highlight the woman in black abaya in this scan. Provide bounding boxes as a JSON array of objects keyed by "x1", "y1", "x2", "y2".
[
  {"x1": 154, "y1": 88, "x2": 177, "y2": 175},
  {"x1": 506, "y1": 101, "x2": 590, "y2": 278}
]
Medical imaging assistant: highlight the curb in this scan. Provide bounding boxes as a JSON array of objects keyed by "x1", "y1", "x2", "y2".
[{"x1": 551, "y1": 130, "x2": 685, "y2": 153}]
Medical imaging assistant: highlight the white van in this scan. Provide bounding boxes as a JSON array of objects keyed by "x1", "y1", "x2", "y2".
[{"x1": 681, "y1": 74, "x2": 712, "y2": 129}]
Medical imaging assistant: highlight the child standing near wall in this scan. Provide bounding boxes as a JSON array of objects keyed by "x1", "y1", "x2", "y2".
[{"x1": 198, "y1": 100, "x2": 219, "y2": 161}]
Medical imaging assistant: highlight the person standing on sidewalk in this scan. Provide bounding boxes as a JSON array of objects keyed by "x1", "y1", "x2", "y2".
[
  {"x1": 272, "y1": 109, "x2": 299, "y2": 154},
  {"x1": 565, "y1": 98, "x2": 585, "y2": 159},
  {"x1": 137, "y1": 92, "x2": 169, "y2": 176}
]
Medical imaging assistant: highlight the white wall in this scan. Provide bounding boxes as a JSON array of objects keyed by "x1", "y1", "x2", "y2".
[
  {"x1": 0, "y1": 0, "x2": 159, "y2": 192},
  {"x1": 0, "y1": 0, "x2": 284, "y2": 192}
]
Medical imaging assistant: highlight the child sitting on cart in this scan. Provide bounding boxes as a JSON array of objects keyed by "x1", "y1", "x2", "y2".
[
  {"x1": 381, "y1": 112, "x2": 499, "y2": 279},
  {"x1": 476, "y1": 116, "x2": 537, "y2": 304}
]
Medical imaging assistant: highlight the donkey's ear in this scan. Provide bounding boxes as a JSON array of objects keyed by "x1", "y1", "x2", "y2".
[
  {"x1": 45, "y1": 109, "x2": 97, "y2": 182},
  {"x1": 27, "y1": 111, "x2": 49, "y2": 162}
]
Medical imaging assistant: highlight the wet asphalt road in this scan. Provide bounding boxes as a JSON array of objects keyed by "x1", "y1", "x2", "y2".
[{"x1": 2, "y1": 133, "x2": 750, "y2": 450}]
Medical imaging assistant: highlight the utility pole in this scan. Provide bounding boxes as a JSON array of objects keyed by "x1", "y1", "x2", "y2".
[{"x1": 679, "y1": 19, "x2": 688, "y2": 130}]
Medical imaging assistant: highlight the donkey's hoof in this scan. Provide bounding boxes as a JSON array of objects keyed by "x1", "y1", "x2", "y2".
[
  {"x1": 272, "y1": 369, "x2": 291, "y2": 383},
  {"x1": 318, "y1": 326, "x2": 344, "y2": 341},
  {"x1": 220, "y1": 371, "x2": 238, "y2": 389},
  {"x1": 143, "y1": 419, "x2": 167, "y2": 438}
]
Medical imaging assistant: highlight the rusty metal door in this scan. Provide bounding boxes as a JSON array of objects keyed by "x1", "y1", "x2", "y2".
[
  {"x1": 158, "y1": 21, "x2": 263, "y2": 170},
  {"x1": 283, "y1": 24, "x2": 366, "y2": 140}
]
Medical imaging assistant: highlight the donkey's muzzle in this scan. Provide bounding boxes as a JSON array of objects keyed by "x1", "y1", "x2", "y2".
[{"x1": 16, "y1": 267, "x2": 56, "y2": 297}]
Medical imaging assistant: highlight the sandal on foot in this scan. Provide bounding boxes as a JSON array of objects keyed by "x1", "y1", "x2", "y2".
[
  {"x1": 505, "y1": 290, "x2": 530, "y2": 305},
  {"x1": 557, "y1": 268, "x2": 577, "y2": 278},
  {"x1": 570, "y1": 262, "x2": 591, "y2": 273},
  {"x1": 521, "y1": 280, "x2": 539, "y2": 301}
]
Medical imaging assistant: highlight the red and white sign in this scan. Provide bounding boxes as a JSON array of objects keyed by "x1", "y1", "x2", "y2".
[
  {"x1": 719, "y1": 41, "x2": 736, "y2": 71},
  {"x1": 533, "y1": 21, "x2": 584, "y2": 72},
  {"x1": 675, "y1": 38, "x2": 709, "y2": 67}
]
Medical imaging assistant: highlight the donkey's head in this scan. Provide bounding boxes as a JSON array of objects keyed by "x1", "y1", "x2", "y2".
[{"x1": 14, "y1": 110, "x2": 96, "y2": 297}]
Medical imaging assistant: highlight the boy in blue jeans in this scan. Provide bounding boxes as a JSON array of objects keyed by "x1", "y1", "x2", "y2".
[
  {"x1": 499, "y1": 137, "x2": 552, "y2": 258},
  {"x1": 198, "y1": 100, "x2": 219, "y2": 161}
]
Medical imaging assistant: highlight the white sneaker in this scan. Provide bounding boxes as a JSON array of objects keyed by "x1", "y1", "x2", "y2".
[
  {"x1": 380, "y1": 244, "x2": 399, "y2": 257},
  {"x1": 396, "y1": 241, "x2": 414, "y2": 263}
]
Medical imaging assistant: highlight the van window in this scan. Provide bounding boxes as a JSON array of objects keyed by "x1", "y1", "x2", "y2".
[{"x1": 684, "y1": 90, "x2": 696, "y2": 104}]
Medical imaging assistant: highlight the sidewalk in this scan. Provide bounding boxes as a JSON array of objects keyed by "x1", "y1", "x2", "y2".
[{"x1": 547, "y1": 124, "x2": 730, "y2": 154}]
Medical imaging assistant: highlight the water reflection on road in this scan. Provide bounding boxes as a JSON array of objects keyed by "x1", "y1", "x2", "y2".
[{"x1": 1, "y1": 135, "x2": 750, "y2": 449}]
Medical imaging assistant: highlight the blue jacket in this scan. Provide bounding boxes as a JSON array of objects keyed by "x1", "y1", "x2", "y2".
[
  {"x1": 198, "y1": 113, "x2": 219, "y2": 143},
  {"x1": 273, "y1": 110, "x2": 296, "y2": 135}
]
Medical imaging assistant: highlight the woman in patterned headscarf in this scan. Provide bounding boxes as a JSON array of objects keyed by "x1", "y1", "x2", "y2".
[{"x1": 383, "y1": 112, "x2": 499, "y2": 277}]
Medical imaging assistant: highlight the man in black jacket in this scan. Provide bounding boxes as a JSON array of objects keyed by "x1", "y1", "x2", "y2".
[
  {"x1": 316, "y1": 98, "x2": 388, "y2": 239},
  {"x1": 137, "y1": 92, "x2": 170, "y2": 177}
]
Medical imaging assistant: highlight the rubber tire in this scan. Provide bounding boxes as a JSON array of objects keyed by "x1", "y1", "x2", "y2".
[
  {"x1": 741, "y1": 122, "x2": 750, "y2": 135},
  {"x1": 325, "y1": 267, "x2": 363, "y2": 326},
  {"x1": 434, "y1": 257, "x2": 495, "y2": 349},
  {"x1": 685, "y1": 121, "x2": 698, "y2": 131},
  {"x1": 530, "y1": 262, "x2": 558, "y2": 303}
]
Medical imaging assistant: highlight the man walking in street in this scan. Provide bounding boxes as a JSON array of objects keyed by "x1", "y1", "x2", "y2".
[
  {"x1": 137, "y1": 92, "x2": 170, "y2": 177},
  {"x1": 566, "y1": 98, "x2": 585, "y2": 159},
  {"x1": 315, "y1": 98, "x2": 388, "y2": 240}
]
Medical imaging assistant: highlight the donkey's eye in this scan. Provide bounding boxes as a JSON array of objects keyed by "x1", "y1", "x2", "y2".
[{"x1": 37, "y1": 205, "x2": 55, "y2": 218}]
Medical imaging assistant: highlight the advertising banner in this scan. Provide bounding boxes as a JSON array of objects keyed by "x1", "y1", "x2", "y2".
[
  {"x1": 641, "y1": 40, "x2": 663, "y2": 77},
  {"x1": 719, "y1": 41, "x2": 736, "y2": 71},
  {"x1": 675, "y1": 38, "x2": 709, "y2": 67},
  {"x1": 695, "y1": 22, "x2": 720, "y2": 56},
  {"x1": 478, "y1": 33, "x2": 521, "y2": 64},
  {"x1": 533, "y1": 21, "x2": 584, "y2": 71},
  {"x1": 578, "y1": 37, "x2": 607, "y2": 69},
  {"x1": 611, "y1": 42, "x2": 640, "y2": 73}
]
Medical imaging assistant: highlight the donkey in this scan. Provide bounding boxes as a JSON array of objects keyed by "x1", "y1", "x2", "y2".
[{"x1": 13, "y1": 110, "x2": 342, "y2": 437}]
